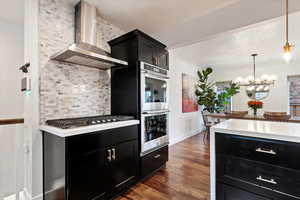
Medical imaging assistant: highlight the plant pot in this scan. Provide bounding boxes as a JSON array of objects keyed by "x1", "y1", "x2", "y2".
[{"x1": 253, "y1": 108, "x2": 257, "y2": 116}]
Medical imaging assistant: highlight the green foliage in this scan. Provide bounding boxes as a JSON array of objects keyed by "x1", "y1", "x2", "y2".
[{"x1": 195, "y1": 67, "x2": 240, "y2": 113}]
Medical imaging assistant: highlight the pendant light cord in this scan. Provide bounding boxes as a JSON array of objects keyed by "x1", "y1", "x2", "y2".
[{"x1": 286, "y1": 0, "x2": 289, "y2": 43}]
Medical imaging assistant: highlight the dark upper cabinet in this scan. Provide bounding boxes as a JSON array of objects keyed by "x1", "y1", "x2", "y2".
[
  {"x1": 109, "y1": 29, "x2": 169, "y2": 70},
  {"x1": 139, "y1": 36, "x2": 169, "y2": 69},
  {"x1": 157, "y1": 49, "x2": 169, "y2": 70},
  {"x1": 139, "y1": 39, "x2": 155, "y2": 65}
]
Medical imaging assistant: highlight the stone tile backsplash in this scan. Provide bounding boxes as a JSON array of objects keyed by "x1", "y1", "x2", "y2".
[{"x1": 39, "y1": 0, "x2": 124, "y2": 123}]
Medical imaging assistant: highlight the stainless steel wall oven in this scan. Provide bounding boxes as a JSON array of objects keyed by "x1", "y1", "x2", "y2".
[
  {"x1": 140, "y1": 62, "x2": 169, "y2": 112},
  {"x1": 141, "y1": 110, "x2": 169, "y2": 156}
]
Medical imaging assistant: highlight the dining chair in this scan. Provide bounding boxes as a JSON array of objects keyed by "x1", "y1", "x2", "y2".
[{"x1": 201, "y1": 111, "x2": 217, "y2": 144}]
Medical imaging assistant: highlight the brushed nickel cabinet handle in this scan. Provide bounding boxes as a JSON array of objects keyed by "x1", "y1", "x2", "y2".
[
  {"x1": 154, "y1": 154, "x2": 161, "y2": 159},
  {"x1": 152, "y1": 57, "x2": 156, "y2": 65},
  {"x1": 112, "y1": 148, "x2": 116, "y2": 160},
  {"x1": 256, "y1": 176, "x2": 277, "y2": 185},
  {"x1": 107, "y1": 149, "x2": 112, "y2": 162},
  {"x1": 255, "y1": 148, "x2": 277, "y2": 155}
]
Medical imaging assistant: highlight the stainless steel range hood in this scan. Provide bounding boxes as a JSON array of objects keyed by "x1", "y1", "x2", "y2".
[{"x1": 51, "y1": 1, "x2": 128, "y2": 69}]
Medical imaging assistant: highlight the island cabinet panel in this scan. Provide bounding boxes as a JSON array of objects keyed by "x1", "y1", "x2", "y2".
[
  {"x1": 216, "y1": 133, "x2": 300, "y2": 171},
  {"x1": 217, "y1": 184, "x2": 272, "y2": 200},
  {"x1": 215, "y1": 133, "x2": 300, "y2": 200},
  {"x1": 43, "y1": 125, "x2": 139, "y2": 200}
]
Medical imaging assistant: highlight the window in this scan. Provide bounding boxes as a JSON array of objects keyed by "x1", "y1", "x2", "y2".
[
  {"x1": 288, "y1": 75, "x2": 300, "y2": 118},
  {"x1": 215, "y1": 81, "x2": 232, "y2": 112}
]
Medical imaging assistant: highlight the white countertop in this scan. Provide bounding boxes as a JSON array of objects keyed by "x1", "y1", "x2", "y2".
[
  {"x1": 211, "y1": 119, "x2": 300, "y2": 143},
  {"x1": 40, "y1": 120, "x2": 140, "y2": 137}
]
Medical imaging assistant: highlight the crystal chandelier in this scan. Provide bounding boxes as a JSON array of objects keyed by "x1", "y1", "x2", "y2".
[{"x1": 234, "y1": 54, "x2": 276, "y2": 100}]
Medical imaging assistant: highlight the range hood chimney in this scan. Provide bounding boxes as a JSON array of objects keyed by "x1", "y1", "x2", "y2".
[{"x1": 51, "y1": 1, "x2": 128, "y2": 69}]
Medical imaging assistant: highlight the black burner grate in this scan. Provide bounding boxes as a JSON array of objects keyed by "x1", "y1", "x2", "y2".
[{"x1": 46, "y1": 115, "x2": 135, "y2": 129}]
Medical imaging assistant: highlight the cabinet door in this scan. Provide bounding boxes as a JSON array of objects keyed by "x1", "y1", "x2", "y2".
[
  {"x1": 68, "y1": 150, "x2": 110, "y2": 200},
  {"x1": 139, "y1": 40, "x2": 154, "y2": 65},
  {"x1": 153, "y1": 46, "x2": 168, "y2": 69},
  {"x1": 109, "y1": 140, "x2": 138, "y2": 191},
  {"x1": 217, "y1": 184, "x2": 272, "y2": 200},
  {"x1": 157, "y1": 50, "x2": 169, "y2": 70}
]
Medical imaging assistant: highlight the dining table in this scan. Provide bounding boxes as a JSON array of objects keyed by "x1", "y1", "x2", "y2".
[{"x1": 206, "y1": 113, "x2": 300, "y2": 123}]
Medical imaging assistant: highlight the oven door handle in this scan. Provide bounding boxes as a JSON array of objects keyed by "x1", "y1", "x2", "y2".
[
  {"x1": 142, "y1": 110, "x2": 170, "y2": 115},
  {"x1": 141, "y1": 70, "x2": 170, "y2": 79}
]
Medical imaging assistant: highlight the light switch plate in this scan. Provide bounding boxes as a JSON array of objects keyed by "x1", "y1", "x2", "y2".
[{"x1": 21, "y1": 77, "x2": 31, "y2": 92}]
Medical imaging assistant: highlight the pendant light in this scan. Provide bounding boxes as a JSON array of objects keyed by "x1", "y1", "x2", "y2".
[{"x1": 283, "y1": 0, "x2": 294, "y2": 62}]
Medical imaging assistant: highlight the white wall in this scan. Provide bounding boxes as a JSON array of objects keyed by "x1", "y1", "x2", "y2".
[
  {"x1": 0, "y1": 18, "x2": 25, "y2": 199},
  {"x1": 209, "y1": 12, "x2": 300, "y2": 114},
  {"x1": 0, "y1": 19, "x2": 24, "y2": 119},
  {"x1": 211, "y1": 63, "x2": 300, "y2": 114},
  {"x1": 0, "y1": 124, "x2": 24, "y2": 199},
  {"x1": 169, "y1": 50, "x2": 205, "y2": 145},
  {"x1": 172, "y1": 11, "x2": 300, "y2": 114}
]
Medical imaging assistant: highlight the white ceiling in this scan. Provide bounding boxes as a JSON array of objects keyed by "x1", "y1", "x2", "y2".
[
  {"x1": 88, "y1": 0, "x2": 300, "y2": 48},
  {"x1": 171, "y1": 11, "x2": 300, "y2": 69},
  {"x1": 0, "y1": 0, "x2": 24, "y2": 24}
]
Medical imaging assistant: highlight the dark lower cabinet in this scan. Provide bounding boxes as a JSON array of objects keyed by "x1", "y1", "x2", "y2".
[
  {"x1": 108, "y1": 140, "x2": 138, "y2": 195},
  {"x1": 216, "y1": 133, "x2": 300, "y2": 200},
  {"x1": 68, "y1": 150, "x2": 109, "y2": 200},
  {"x1": 217, "y1": 184, "x2": 272, "y2": 200},
  {"x1": 43, "y1": 125, "x2": 139, "y2": 200},
  {"x1": 141, "y1": 146, "x2": 168, "y2": 178}
]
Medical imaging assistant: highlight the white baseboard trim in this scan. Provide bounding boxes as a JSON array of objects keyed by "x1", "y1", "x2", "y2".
[
  {"x1": 23, "y1": 188, "x2": 42, "y2": 200},
  {"x1": 31, "y1": 194, "x2": 42, "y2": 200},
  {"x1": 169, "y1": 128, "x2": 205, "y2": 146},
  {"x1": 23, "y1": 188, "x2": 31, "y2": 200}
]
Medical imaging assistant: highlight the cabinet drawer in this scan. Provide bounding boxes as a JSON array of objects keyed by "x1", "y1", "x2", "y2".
[
  {"x1": 67, "y1": 125, "x2": 138, "y2": 158},
  {"x1": 217, "y1": 183, "x2": 272, "y2": 200},
  {"x1": 141, "y1": 146, "x2": 168, "y2": 177},
  {"x1": 217, "y1": 155, "x2": 300, "y2": 199},
  {"x1": 216, "y1": 133, "x2": 300, "y2": 171}
]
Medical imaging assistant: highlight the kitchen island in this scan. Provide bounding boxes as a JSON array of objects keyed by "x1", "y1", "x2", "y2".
[{"x1": 210, "y1": 119, "x2": 300, "y2": 200}]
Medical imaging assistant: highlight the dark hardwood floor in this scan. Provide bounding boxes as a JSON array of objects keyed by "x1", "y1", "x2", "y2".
[{"x1": 118, "y1": 133, "x2": 210, "y2": 200}]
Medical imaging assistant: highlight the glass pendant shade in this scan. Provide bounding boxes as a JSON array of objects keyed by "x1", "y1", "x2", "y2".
[{"x1": 283, "y1": 42, "x2": 293, "y2": 63}]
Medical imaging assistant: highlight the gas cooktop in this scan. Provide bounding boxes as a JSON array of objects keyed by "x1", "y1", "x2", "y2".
[{"x1": 46, "y1": 115, "x2": 135, "y2": 129}]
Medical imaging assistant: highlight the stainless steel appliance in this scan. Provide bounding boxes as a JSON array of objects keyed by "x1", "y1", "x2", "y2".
[
  {"x1": 51, "y1": 1, "x2": 128, "y2": 69},
  {"x1": 141, "y1": 110, "x2": 169, "y2": 156},
  {"x1": 140, "y1": 62, "x2": 169, "y2": 112}
]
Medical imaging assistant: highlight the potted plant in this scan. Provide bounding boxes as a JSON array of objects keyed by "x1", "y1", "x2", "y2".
[
  {"x1": 195, "y1": 67, "x2": 240, "y2": 113},
  {"x1": 248, "y1": 100, "x2": 263, "y2": 116}
]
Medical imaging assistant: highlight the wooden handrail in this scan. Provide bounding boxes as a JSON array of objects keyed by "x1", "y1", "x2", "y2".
[{"x1": 0, "y1": 118, "x2": 24, "y2": 125}]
